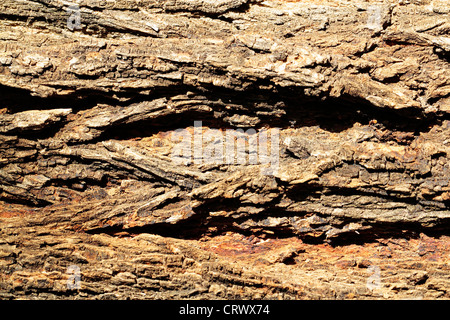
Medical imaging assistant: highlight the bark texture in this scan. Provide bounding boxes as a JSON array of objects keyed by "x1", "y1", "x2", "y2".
[{"x1": 0, "y1": 0, "x2": 449, "y2": 299}]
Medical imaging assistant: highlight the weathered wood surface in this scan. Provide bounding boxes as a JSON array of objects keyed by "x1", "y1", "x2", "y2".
[{"x1": 0, "y1": 0, "x2": 449, "y2": 299}]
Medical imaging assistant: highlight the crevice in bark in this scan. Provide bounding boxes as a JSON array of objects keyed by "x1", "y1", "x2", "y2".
[
  {"x1": 0, "y1": 85, "x2": 120, "y2": 114},
  {"x1": 68, "y1": 89, "x2": 445, "y2": 147},
  {"x1": 78, "y1": 184, "x2": 450, "y2": 245},
  {"x1": 83, "y1": 200, "x2": 450, "y2": 247}
]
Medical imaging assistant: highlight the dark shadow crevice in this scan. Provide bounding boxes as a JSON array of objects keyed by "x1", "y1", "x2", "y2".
[{"x1": 83, "y1": 193, "x2": 450, "y2": 246}]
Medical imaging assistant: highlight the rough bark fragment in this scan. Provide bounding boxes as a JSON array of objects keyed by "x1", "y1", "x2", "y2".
[{"x1": 0, "y1": 0, "x2": 449, "y2": 299}]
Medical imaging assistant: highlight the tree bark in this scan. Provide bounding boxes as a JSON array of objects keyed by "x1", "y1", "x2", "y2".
[{"x1": 0, "y1": 0, "x2": 449, "y2": 299}]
